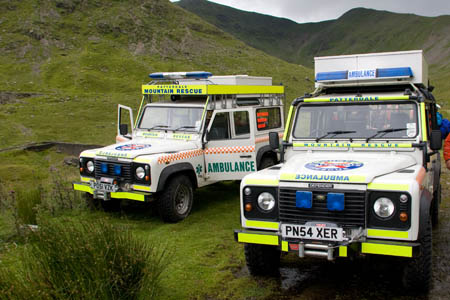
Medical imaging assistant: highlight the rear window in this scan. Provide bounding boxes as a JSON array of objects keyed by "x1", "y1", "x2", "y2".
[{"x1": 256, "y1": 107, "x2": 281, "y2": 131}]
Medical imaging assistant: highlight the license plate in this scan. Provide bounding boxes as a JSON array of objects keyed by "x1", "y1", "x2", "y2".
[
  {"x1": 90, "y1": 181, "x2": 118, "y2": 193},
  {"x1": 281, "y1": 224, "x2": 343, "y2": 241}
]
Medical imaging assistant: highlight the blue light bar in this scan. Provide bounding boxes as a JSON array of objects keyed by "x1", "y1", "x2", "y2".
[
  {"x1": 316, "y1": 70, "x2": 348, "y2": 82},
  {"x1": 149, "y1": 71, "x2": 212, "y2": 79},
  {"x1": 101, "y1": 163, "x2": 108, "y2": 174},
  {"x1": 316, "y1": 67, "x2": 413, "y2": 82},
  {"x1": 327, "y1": 193, "x2": 345, "y2": 211},
  {"x1": 377, "y1": 67, "x2": 413, "y2": 78},
  {"x1": 296, "y1": 191, "x2": 313, "y2": 209},
  {"x1": 114, "y1": 165, "x2": 122, "y2": 176}
]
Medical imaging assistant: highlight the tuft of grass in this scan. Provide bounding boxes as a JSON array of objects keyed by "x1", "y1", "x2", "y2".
[
  {"x1": 14, "y1": 187, "x2": 42, "y2": 226},
  {"x1": 0, "y1": 218, "x2": 168, "y2": 300}
]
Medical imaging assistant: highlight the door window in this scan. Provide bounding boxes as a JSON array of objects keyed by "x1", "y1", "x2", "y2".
[
  {"x1": 233, "y1": 111, "x2": 250, "y2": 136},
  {"x1": 209, "y1": 112, "x2": 230, "y2": 140}
]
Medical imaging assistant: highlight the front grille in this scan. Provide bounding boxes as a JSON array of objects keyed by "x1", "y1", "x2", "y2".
[
  {"x1": 279, "y1": 188, "x2": 366, "y2": 228},
  {"x1": 94, "y1": 160, "x2": 133, "y2": 182}
]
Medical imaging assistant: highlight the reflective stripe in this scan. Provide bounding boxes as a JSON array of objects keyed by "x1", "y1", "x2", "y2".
[
  {"x1": 237, "y1": 233, "x2": 279, "y2": 246},
  {"x1": 133, "y1": 184, "x2": 151, "y2": 192},
  {"x1": 367, "y1": 183, "x2": 409, "y2": 191},
  {"x1": 134, "y1": 95, "x2": 145, "y2": 128},
  {"x1": 280, "y1": 173, "x2": 366, "y2": 183},
  {"x1": 284, "y1": 106, "x2": 294, "y2": 142},
  {"x1": 134, "y1": 157, "x2": 152, "y2": 163},
  {"x1": 80, "y1": 152, "x2": 96, "y2": 158},
  {"x1": 80, "y1": 176, "x2": 92, "y2": 183},
  {"x1": 73, "y1": 183, "x2": 93, "y2": 194},
  {"x1": 361, "y1": 242, "x2": 413, "y2": 257},
  {"x1": 339, "y1": 246, "x2": 347, "y2": 257},
  {"x1": 244, "y1": 179, "x2": 279, "y2": 186},
  {"x1": 111, "y1": 192, "x2": 146, "y2": 202},
  {"x1": 304, "y1": 96, "x2": 410, "y2": 103},
  {"x1": 207, "y1": 85, "x2": 284, "y2": 95},
  {"x1": 367, "y1": 229, "x2": 409, "y2": 239},
  {"x1": 201, "y1": 96, "x2": 210, "y2": 123},
  {"x1": 245, "y1": 220, "x2": 279, "y2": 230},
  {"x1": 293, "y1": 142, "x2": 413, "y2": 148},
  {"x1": 282, "y1": 241, "x2": 289, "y2": 252},
  {"x1": 421, "y1": 102, "x2": 427, "y2": 142}
]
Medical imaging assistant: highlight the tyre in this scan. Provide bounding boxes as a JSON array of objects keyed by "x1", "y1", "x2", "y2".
[
  {"x1": 244, "y1": 243, "x2": 280, "y2": 276},
  {"x1": 402, "y1": 217, "x2": 432, "y2": 293},
  {"x1": 258, "y1": 155, "x2": 276, "y2": 170},
  {"x1": 157, "y1": 175, "x2": 193, "y2": 223},
  {"x1": 431, "y1": 183, "x2": 441, "y2": 228}
]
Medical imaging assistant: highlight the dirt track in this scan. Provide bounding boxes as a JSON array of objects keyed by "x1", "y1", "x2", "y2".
[{"x1": 265, "y1": 163, "x2": 450, "y2": 300}]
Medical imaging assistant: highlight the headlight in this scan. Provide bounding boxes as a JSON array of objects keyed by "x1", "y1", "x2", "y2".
[
  {"x1": 373, "y1": 197, "x2": 395, "y2": 218},
  {"x1": 135, "y1": 166, "x2": 145, "y2": 179},
  {"x1": 257, "y1": 192, "x2": 275, "y2": 211},
  {"x1": 86, "y1": 160, "x2": 95, "y2": 173}
]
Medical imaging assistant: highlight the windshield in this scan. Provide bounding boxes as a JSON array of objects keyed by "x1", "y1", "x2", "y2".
[
  {"x1": 139, "y1": 106, "x2": 204, "y2": 132},
  {"x1": 293, "y1": 102, "x2": 418, "y2": 140}
]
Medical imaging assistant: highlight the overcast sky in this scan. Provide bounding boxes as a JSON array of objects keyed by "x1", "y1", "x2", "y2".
[{"x1": 172, "y1": 0, "x2": 450, "y2": 23}]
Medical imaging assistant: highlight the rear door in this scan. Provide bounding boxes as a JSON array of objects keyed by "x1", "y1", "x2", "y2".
[{"x1": 204, "y1": 109, "x2": 256, "y2": 181}]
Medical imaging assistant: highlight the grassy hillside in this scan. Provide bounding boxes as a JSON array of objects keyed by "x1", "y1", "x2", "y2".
[
  {"x1": 177, "y1": 0, "x2": 450, "y2": 100},
  {"x1": 0, "y1": 0, "x2": 312, "y2": 150}
]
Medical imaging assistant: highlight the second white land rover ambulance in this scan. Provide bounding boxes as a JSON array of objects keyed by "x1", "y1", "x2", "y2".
[
  {"x1": 235, "y1": 51, "x2": 442, "y2": 293},
  {"x1": 73, "y1": 72, "x2": 284, "y2": 222}
]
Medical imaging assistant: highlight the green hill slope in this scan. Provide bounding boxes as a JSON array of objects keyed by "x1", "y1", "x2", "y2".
[
  {"x1": 0, "y1": 0, "x2": 312, "y2": 148},
  {"x1": 177, "y1": 0, "x2": 450, "y2": 100}
]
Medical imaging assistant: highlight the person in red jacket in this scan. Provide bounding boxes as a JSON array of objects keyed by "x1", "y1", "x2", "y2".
[{"x1": 444, "y1": 134, "x2": 450, "y2": 169}]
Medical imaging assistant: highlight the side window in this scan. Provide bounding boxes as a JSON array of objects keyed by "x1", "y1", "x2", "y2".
[
  {"x1": 233, "y1": 111, "x2": 250, "y2": 136},
  {"x1": 209, "y1": 112, "x2": 230, "y2": 140},
  {"x1": 256, "y1": 107, "x2": 281, "y2": 131}
]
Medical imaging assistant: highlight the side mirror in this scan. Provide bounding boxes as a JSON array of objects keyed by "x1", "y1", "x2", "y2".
[
  {"x1": 119, "y1": 124, "x2": 128, "y2": 136},
  {"x1": 430, "y1": 130, "x2": 442, "y2": 150},
  {"x1": 269, "y1": 132, "x2": 280, "y2": 150}
]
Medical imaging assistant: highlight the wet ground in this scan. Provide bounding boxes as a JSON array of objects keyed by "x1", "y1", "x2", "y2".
[{"x1": 263, "y1": 166, "x2": 450, "y2": 300}]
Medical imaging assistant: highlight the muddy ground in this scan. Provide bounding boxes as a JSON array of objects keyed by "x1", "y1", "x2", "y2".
[{"x1": 262, "y1": 165, "x2": 450, "y2": 300}]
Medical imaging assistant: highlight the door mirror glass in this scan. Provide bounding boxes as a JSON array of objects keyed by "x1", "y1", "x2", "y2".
[
  {"x1": 269, "y1": 131, "x2": 280, "y2": 150},
  {"x1": 119, "y1": 124, "x2": 128, "y2": 136},
  {"x1": 430, "y1": 129, "x2": 442, "y2": 150}
]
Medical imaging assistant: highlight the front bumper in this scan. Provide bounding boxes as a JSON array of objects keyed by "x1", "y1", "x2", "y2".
[
  {"x1": 73, "y1": 182, "x2": 152, "y2": 202},
  {"x1": 234, "y1": 229, "x2": 420, "y2": 259}
]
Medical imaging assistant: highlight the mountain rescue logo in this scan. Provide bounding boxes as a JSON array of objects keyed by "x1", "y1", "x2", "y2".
[
  {"x1": 115, "y1": 144, "x2": 152, "y2": 151},
  {"x1": 305, "y1": 160, "x2": 364, "y2": 171}
]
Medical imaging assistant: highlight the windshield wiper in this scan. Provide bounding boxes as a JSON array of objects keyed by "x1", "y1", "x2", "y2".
[
  {"x1": 316, "y1": 130, "x2": 356, "y2": 142},
  {"x1": 147, "y1": 124, "x2": 170, "y2": 130},
  {"x1": 365, "y1": 128, "x2": 407, "y2": 143},
  {"x1": 174, "y1": 125, "x2": 197, "y2": 131}
]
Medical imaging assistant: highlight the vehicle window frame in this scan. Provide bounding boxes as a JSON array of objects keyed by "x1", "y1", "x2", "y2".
[
  {"x1": 232, "y1": 110, "x2": 251, "y2": 138},
  {"x1": 291, "y1": 101, "x2": 420, "y2": 140},
  {"x1": 255, "y1": 107, "x2": 282, "y2": 131}
]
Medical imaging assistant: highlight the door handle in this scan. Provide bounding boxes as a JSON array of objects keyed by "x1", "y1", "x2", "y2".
[{"x1": 240, "y1": 155, "x2": 252, "y2": 158}]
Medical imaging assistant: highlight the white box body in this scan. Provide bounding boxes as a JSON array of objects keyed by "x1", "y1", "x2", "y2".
[{"x1": 314, "y1": 50, "x2": 428, "y2": 88}]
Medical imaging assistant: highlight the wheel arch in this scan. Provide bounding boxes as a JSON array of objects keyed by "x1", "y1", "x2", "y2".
[
  {"x1": 256, "y1": 145, "x2": 277, "y2": 169},
  {"x1": 156, "y1": 163, "x2": 198, "y2": 192},
  {"x1": 419, "y1": 189, "x2": 432, "y2": 238}
]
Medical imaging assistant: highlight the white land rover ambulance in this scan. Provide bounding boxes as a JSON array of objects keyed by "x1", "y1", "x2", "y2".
[
  {"x1": 73, "y1": 72, "x2": 284, "y2": 222},
  {"x1": 235, "y1": 51, "x2": 442, "y2": 292}
]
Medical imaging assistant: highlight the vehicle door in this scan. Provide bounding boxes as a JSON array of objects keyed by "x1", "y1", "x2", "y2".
[
  {"x1": 116, "y1": 104, "x2": 134, "y2": 143},
  {"x1": 204, "y1": 109, "x2": 256, "y2": 181}
]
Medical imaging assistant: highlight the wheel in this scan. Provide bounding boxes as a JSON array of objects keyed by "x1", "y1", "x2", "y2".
[
  {"x1": 258, "y1": 155, "x2": 276, "y2": 170},
  {"x1": 431, "y1": 183, "x2": 441, "y2": 228},
  {"x1": 244, "y1": 243, "x2": 280, "y2": 276},
  {"x1": 402, "y1": 216, "x2": 432, "y2": 293},
  {"x1": 157, "y1": 175, "x2": 193, "y2": 223}
]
